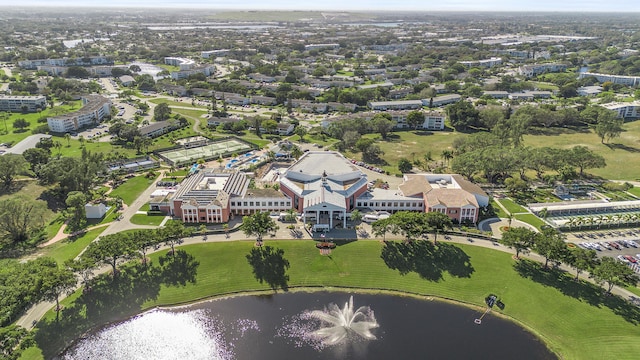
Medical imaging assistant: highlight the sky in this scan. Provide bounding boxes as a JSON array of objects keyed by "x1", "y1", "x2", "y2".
[{"x1": 4, "y1": 0, "x2": 640, "y2": 12}]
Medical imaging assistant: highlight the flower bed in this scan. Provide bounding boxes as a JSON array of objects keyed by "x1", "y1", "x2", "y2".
[{"x1": 315, "y1": 242, "x2": 336, "y2": 249}]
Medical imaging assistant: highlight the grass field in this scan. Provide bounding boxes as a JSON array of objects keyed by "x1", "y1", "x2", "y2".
[
  {"x1": 498, "y1": 198, "x2": 528, "y2": 214},
  {"x1": 31, "y1": 228, "x2": 103, "y2": 264},
  {"x1": 514, "y1": 214, "x2": 547, "y2": 230},
  {"x1": 490, "y1": 199, "x2": 509, "y2": 218},
  {"x1": 26, "y1": 240, "x2": 640, "y2": 360},
  {"x1": 130, "y1": 213, "x2": 165, "y2": 226},
  {"x1": 0, "y1": 101, "x2": 81, "y2": 145},
  {"x1": 353, "y1": 120, "x2": 640, "y2": 181},
  {"x1": 108, "y1": 176, "x2": 153, "y2": 206}
]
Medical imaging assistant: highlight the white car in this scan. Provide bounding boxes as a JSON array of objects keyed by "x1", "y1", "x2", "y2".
[
  {"x1": 617, "y1": 255, "x2": 629, "y2": 263},
  {"x1": 591, "y1": 243, "x2": 603, "y2": 251},
  {"x1": 627, "y1": 240, "x2": 638, "y2": 248},
  {"x1": 601, "y1": 242, "x2": 612, "y2": 250}
]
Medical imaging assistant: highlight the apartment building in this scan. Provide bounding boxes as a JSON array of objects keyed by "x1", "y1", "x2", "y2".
[
  {"x1": 578, "y1": 72, "x2": 640, "y2": 87},
  {"x1": 518, "y1": 63, "x2": 567, "y2": 77},
  {"x1": 0, "y1": 95, "x2": 47, "y2": 113},
  {"x1": 47, "y1": 95, "x2": 111, "y2": 133}
]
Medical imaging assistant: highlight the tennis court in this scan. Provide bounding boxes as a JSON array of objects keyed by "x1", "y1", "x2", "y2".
[{"x1": 158, "y1": 138, "x2": 253, "y2": 165}]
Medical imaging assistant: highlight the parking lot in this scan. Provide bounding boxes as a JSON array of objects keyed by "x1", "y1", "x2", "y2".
[{"x1": 569, "y1": 230, "x2": 640, "y2": 272}]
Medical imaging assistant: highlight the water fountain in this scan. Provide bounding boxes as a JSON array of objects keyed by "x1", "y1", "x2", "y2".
[{"x1": 308, "y1": 296, "x2": 379, "y2": 345}]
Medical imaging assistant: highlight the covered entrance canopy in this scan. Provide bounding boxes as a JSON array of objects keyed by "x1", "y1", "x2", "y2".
[{"x1": 303, "y1": 200, "x2": 346, "y2": 231}]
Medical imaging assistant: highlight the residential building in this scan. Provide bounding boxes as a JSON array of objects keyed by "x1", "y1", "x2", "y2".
[
  {"x1": 578, "y1": 72, "x2": 640, "y2": 87},
  {"x1": 0, "y1": 95, "x2": 47, "y2": 113},
  {"x1": 482, "y1": 91, "x2": 509, "y2": 99},
  {"x1": 139, "y1": 121, "x2": 181, "y2": 138},
  {"x1": 368, "y1": 100, "x2": 423, "y2": 111},
  {"x1": 164, "y1": 57, "x2": 195, "y2": 70},
  {"x1": 518, "y1": 63, "x2": 567, "y2": 77},
  {"x1": 119, "y1": 75, "x2": 135, "y2": 86},
  {"x1": 170, "y1": 65, "x2": 216, "y2": 80},
  {"x1": 577, "y1": 86, "x2": 603, "y2": 96},
  {"x1": 47, "y1": 95, "x2": 111, "y2": 133},
  {"x1": 424, "y1": 94, "x2": 462, "y2": 107},
  {"x1": 459, "y1": 57, "x2": 503, "y2": 68},
  {"x1": 201, "y1": 50, "x2": 230, "y2": 58},
  {"x1": 304, "y1": 43, "x2": 340, "y2": 51},
  {"x1": 602, "y1": 102, "x2": 640, "y2": 119},
  {"x1": 18, "y1": 56, "x2": 112, "y2": 69}
]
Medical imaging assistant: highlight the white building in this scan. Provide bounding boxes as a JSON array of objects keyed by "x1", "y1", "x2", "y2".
[
  {"x1": 164, "y1": 57, "x2": 195, "y2": 70},
  {"x1": 459, "y1": 57, "x2": 502, "y2": 68},
  {"x1": 578, "y1": 72, "x2": 640, "y2": 87},
  {"x1": 47, "y1": 95, "x2": 111, "y2": 133},
  {"x1": 85, "y1": 202, "x2": 107, "y2": 219},
  {"x1": 0, "y1": 95, "x2": 47, "y2": 113},
  {"x1": 424, "y1": 94, "x2": 462, "y2": 107},
  {"x1": 602, "y1": 102, "x2": 640, "y2": 119},
  {"x1": 170, "y1": 65, "x2": 216, "y2": 80},
  {"x1": 518, "y1": 63, "x2": 567, "y2": 77},
  {"x1": 368, "y1": 100, "x2": 423, "y2": 111}
]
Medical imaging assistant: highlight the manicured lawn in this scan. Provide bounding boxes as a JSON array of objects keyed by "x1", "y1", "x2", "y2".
[
  {"x1": 497, "y1": 198, "x2": 528, "y2": 214},
  {"x1": 0, "y1": 101, "x2": 81, "y2": 145},
  {"x1": 358, "y1": 130, "x2": 463, "y2": 174},
  {"x1": 31, "y1": 228, "x2": 103, "y2": 264},
  {"x1": 138, "y1": 203, "x2": 150, "y2": 212},
  {"x1": 490, "y1": 199, "x2": 508, "y2": 218},
  {"x1": 27, "y1": 241, "x2": 640, "y2": 360},
  {"x1": 130, "y1": 213, "x2": 165, "y2": 226},
  {"x1": 514, "y1": 214, "x2": 547, "y2": 231},
  {"x1": 108, "y1": 176, "x2": 153, "y2": 206},
  {"x1": 627, "y1": 186, "x2": 640, "y2": 197}
]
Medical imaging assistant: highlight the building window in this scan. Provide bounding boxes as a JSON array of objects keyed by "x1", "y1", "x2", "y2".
[
  {"x1": 262, "y1": 202, "x2": 266, "y2": 206},
  {"x1": 231, "y1": 202, "x2": 235, "y2": 206},
  {"x1": 249, "y1": 202, "x2": 254, "y2": 206},
  {"x1": 268, "y1": 202, "x2": 272, "y2": 206},
  {"x1": 243, "y1": 202, "x2": 248, "y2": 206}
]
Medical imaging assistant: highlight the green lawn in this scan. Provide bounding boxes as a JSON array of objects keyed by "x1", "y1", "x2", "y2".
[
  {"x1": 108, "y1": 176, "x2": 153, "y2": 206},
  {"x1": 497, "y1": 198, "x2": 528, "y2": 214},
  {"x1": 627, "y1": 187, "x2": 640, "y2": 197},
  {"x1": 130, "y1": 213, "x2": 165, "y2": 226},
  {"x1": 0, "y1": 101, "x2": 81, "y2": 145},
  {"x1": 31, "y1": 227, "x2": 103, "y2": 264},
  {"x1": 514, "y1": 214, "x2": 547, "y2": 231},
  {"x1": 25, "y1": 240, "x2": 640, "y2": 360},
  {"x1": 490, "y1": 199, "x2": 508, "y2": 218},
  {"x1": 358, "y1": 130, "x2": 463, "y2": 174}
]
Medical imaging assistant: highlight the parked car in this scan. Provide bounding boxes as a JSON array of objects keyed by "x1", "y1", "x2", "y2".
[
  {"x1": 617, "y1": 255, "x2": 629, "y2": 263},
  {"x1": 609, "y1": 241, "x2": 621, "y2": 250},
  {"x1": 617, "y1": 240, "x2": 629, "y2": 248},
  {"x1": 627, "y1": 240, "x2": 638, "y2": 248},
  {"x1": 623, "y1": 255, "x2": 638, "y2": 264},
  {"x1": 601, "y1": 242, "x2": 612, "y2": 250}
]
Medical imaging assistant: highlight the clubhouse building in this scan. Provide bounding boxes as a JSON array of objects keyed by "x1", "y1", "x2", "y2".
[{"x1": 152, "y1": 151, "x2": 488, "y2": 228}]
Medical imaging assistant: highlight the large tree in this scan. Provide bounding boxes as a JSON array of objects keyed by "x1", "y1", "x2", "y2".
[
  {"x1": 406, "y1": 110, "x2": 425, "y2": 130},
  {"x1": 594, "y1": 110, "x2": 624, "y2": 144},
  {"x1": 0, "y1": 154, "x2": 28, "y2": 188},
  {"x1": 533, "y1": 228, "x2": 568, "y2": 268},
  {"x1": 0, "y1": 196, "x2": 47, "y2": 246},
  {"x1": 591, "y1": 256, "x2": 639, "y2": 294},
  {"x1": 566, "y1": 247, "x2": 598, "y2": 281},
  {"x1": 159, "y1": 221, "x2": 191, "y2": 257},
  {"x1": 370, "y1": 113, "x2": 395, "y2": 139},
  {"x1": 65, "y1": 191, "x2": 87, "y2": 231},
  {"x1": 39, "y1": 265, "x2": 77, "y2": 320},
  {"x1": 0, "y1": 324, "x2": 33, "y2": 360},
  {"x1": 424, "y1": 212, "x2": 453, "y2": 244},
  {"x1": 242, "y1": 211, "x2": 278, "y2": 246},
  {"x1": 83, "y1": 233, "x2": 136, "y2": 278},
  {"x1": 446, "y1": 100, "x2": 479, "y2": 131},
  {"x1": 499, "y1": 227, "x2": 537, "y2": 259},
  {"x1": 154, "y1": 102, "x2": 172, "y2": 121},
  {"x1": 384, "y1": 211, "x2": 430, "y2": 242},
  {"x1": 568, "y1": 146, "x2": 606, "y2": 177}
]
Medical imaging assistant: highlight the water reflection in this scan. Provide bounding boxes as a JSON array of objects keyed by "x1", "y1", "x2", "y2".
[{"x1": 63, "y1": 292, "x2": 557, "y2": 360}]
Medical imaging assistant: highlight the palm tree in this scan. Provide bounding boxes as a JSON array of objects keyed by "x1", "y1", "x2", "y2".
[
  {"x1": 222, "y1": 223, "x2": 229, "y2": 238},
  {"x1": 605, "y1": 214, "x2": 615, "y2": 228},
  {"x1": 441, "y1": 149, "x2": 453, "y2": 167}
]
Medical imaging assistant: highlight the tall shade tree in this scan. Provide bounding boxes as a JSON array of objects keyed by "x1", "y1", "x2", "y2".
[
  {"x1": 0, "y1": 154, "x2": 28, "y2": 188},
  {"x1": 153, "y1": 102, "x2": 172, "y2": 121},
  {"x1": 406, "y1": 110, "x2": 425, "y2": 130},
  {"x1": 591, "y1": 256, "x2": 639, "y2": 294},
  {"x1": 242, "y1": 211, "x2": 278, "y2": 246},
  {"x1": 40, "y1": 264, "x2": 77, "y2": 320},
  {"x1": 134, "y1": 229, "x2": 161, "y2": 265},
  {"x1": 370, "y1": 113, "x2": 395, "y2": 139},
  {"x1": 569, "y1": 146, "x2": 606, "y2": 177},
  {"x1": 499, "y1": 227, "x2": 537, "y2": 259},
  {"x1": 594, "y1": 110, "x2": 623, "y2": 144},
  {"x1": 0, "y1": 325, "x2": 33, "y2": 360},
  {"x1": 424, "y1": 211, "x2": 453, "y2": 244},
  {"x1": 383, "y1": 211, "x2": 430, "y2": 242},
  {"x1": 566, "y1": 247, "x2": 598, "y2": 281},
  {"x1": 159, "y1": 221, "x2": 192, "y2": 257},
  {"x1": 0, "y1": 196, "x2": 47, "y2": 246},
  {"x1": 533, "y1": 228, "x2": 569, "y2": 268},
  {"x1": 83, "y1": 233, "x2": 136, "y2": 278},
  {"x1": 65, "y1": 191, "x2": 88, "y2": 231}
]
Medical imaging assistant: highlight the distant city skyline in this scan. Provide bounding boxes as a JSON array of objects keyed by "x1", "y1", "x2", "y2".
[{"x1": 4, "y1": 0, "x2": 640, "y2": 12}]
